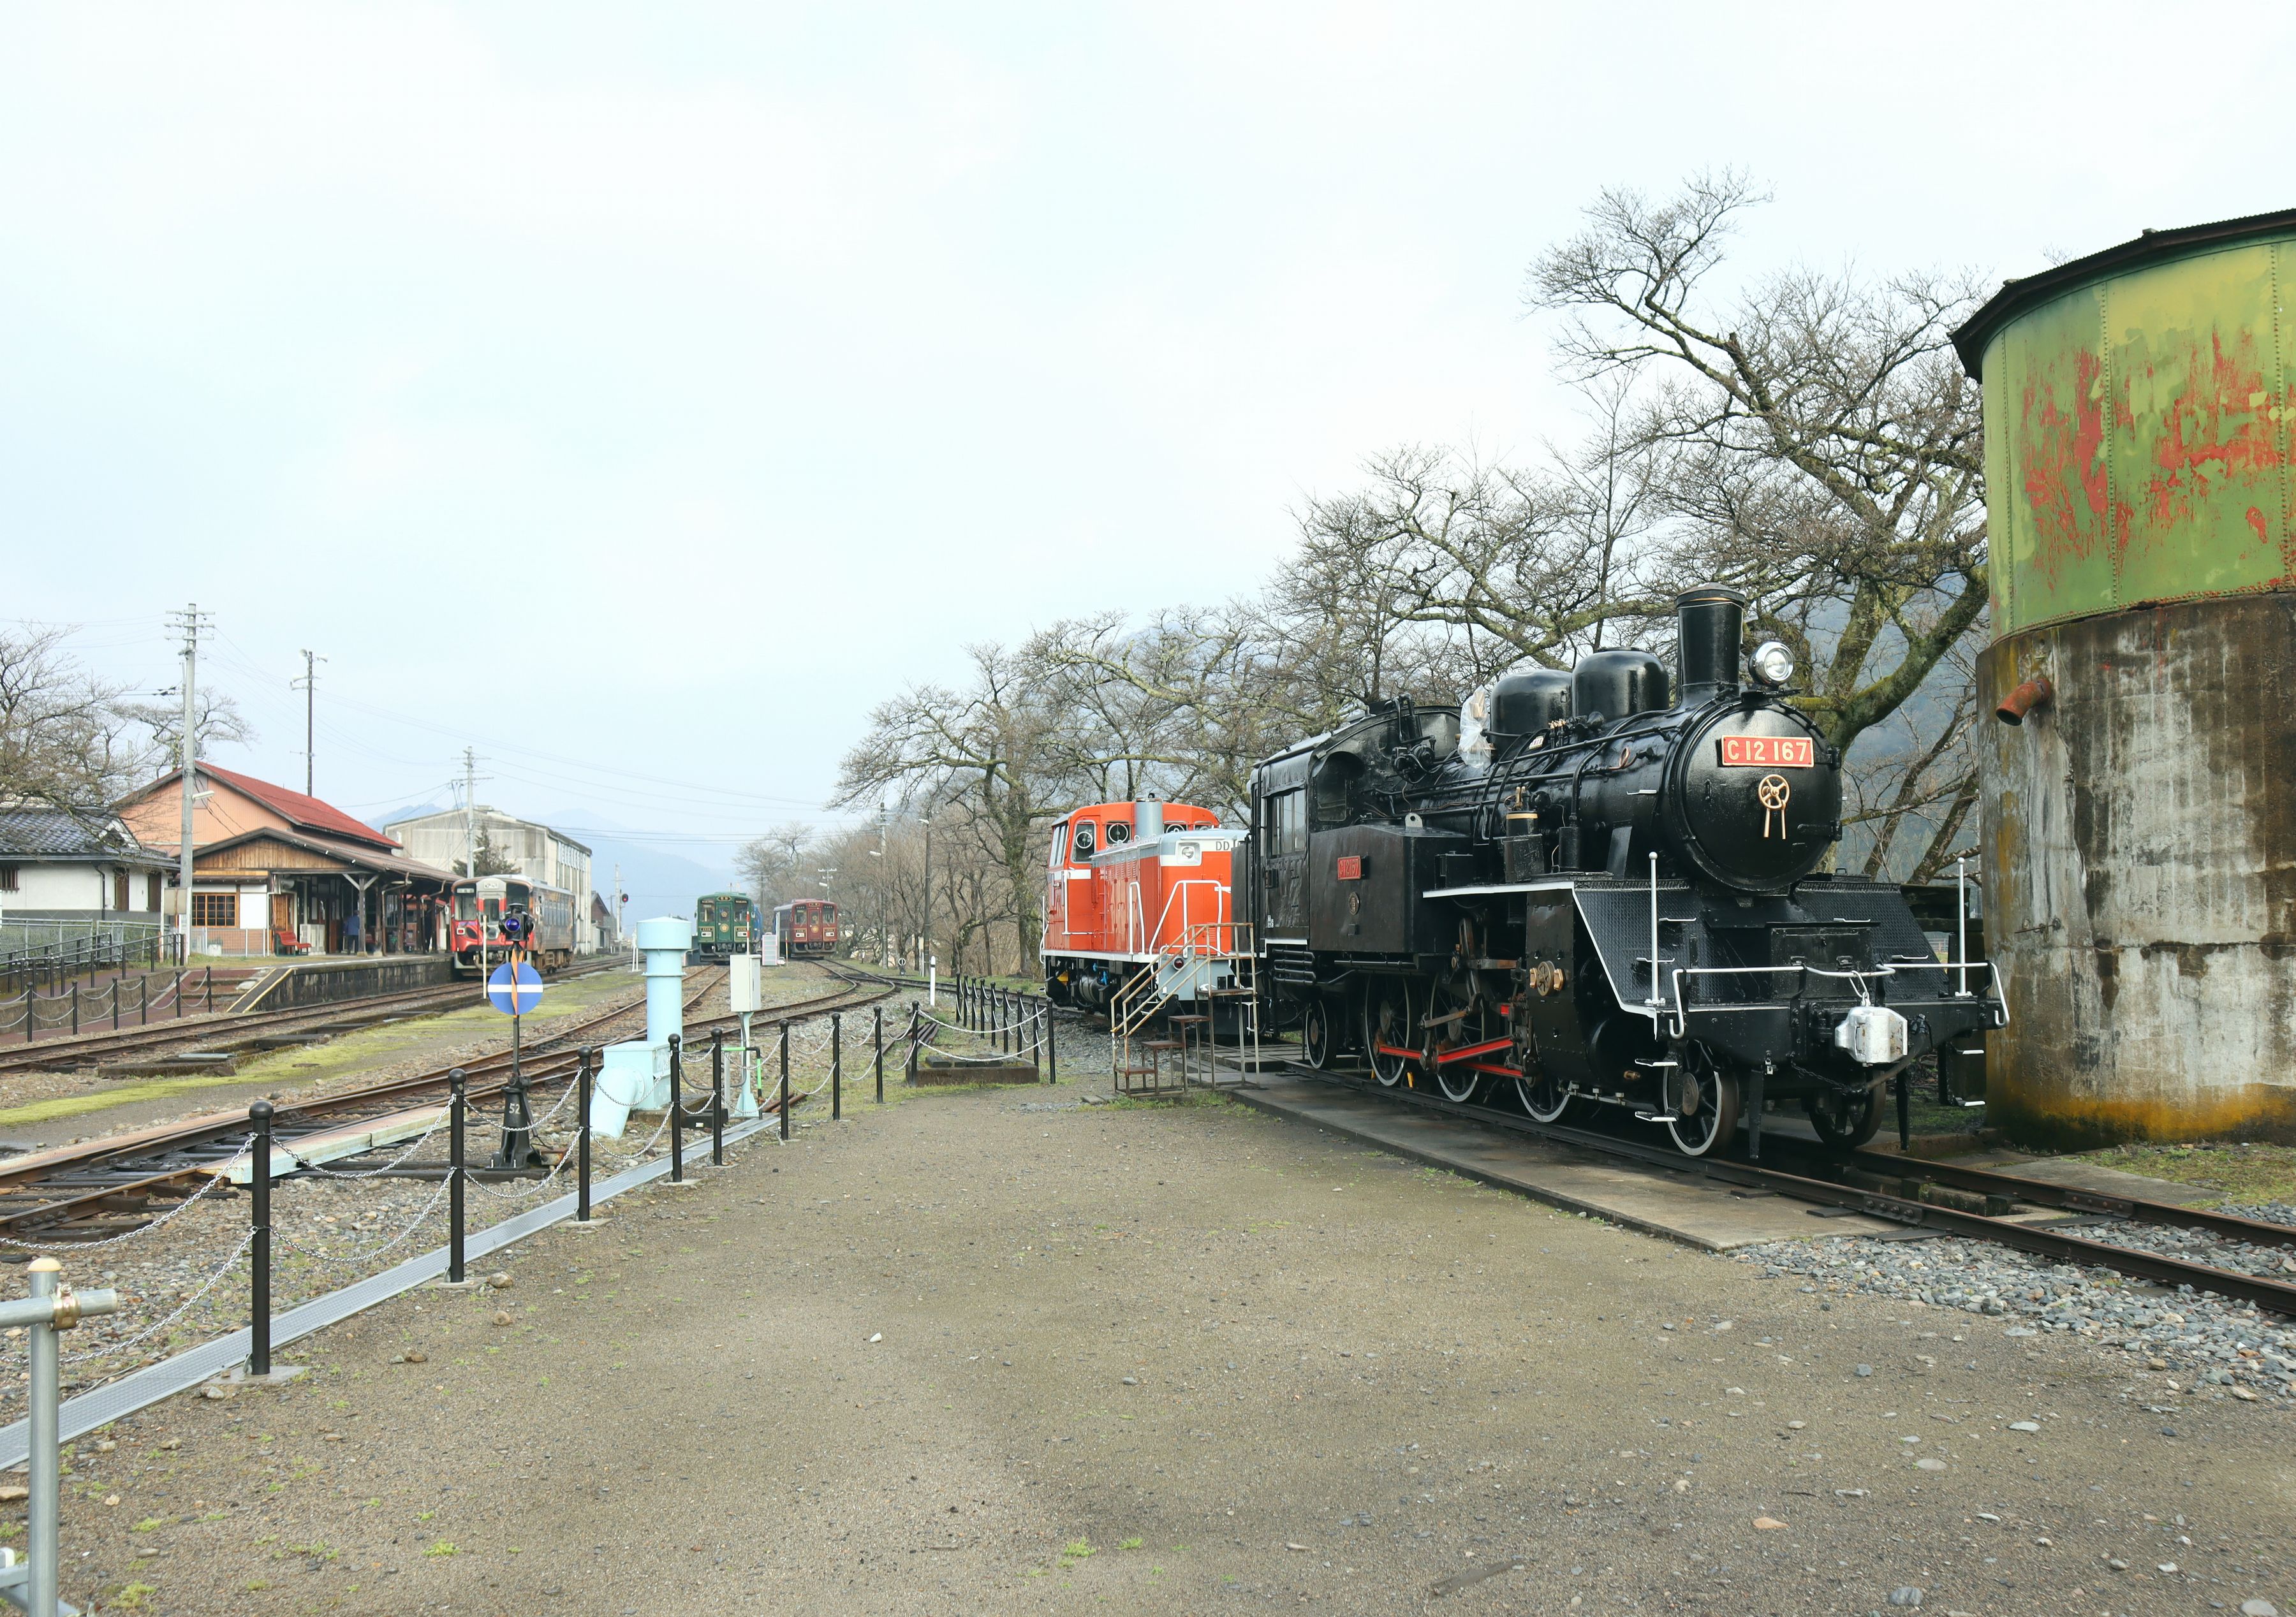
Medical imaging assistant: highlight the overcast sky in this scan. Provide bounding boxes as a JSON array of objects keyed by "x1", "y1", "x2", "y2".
[{"x1": 4, "y1": 2, "x2": 2286, "y2": 870}]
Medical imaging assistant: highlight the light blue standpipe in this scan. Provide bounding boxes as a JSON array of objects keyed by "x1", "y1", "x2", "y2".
[{"x1": 590, "y1": 915, "x2": 691, "y2": 1138}]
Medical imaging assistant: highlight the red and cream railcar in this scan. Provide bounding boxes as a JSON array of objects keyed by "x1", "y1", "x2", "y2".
[
  {"x1": 772, "y1": 900, "x2": 841, "y2": 959},
  {"x1": 1041, "y1": 799, "x2": 1240, "y2": 1012}
]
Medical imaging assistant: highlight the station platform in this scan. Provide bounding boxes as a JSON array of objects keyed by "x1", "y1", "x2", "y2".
[{"x1": 1224, "y1": 1068, "x2": 1904, "y2": 1250}]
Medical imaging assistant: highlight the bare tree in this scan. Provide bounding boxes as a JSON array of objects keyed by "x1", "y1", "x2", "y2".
[
  {"x1": 0, "y1": 626, "x2": 173, "y2": 819},
  {"x1": 734, "y1": 821, "x2": 819, "y2": 913},
  {"x1": 1526, "y1": 171, "x2": 1989, "y2": 809},
  {"x1": 832, "y1": 645, "x2": 1060, "y2": 971}
]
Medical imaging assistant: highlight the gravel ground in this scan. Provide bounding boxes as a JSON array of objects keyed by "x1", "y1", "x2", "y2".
[
  {"x1": 1737, "y1": 1233, "x2": 2296, "y2": 1410},
  {"x1": 27, "y1": 1069, "x2": 2293, "y2": 1616}
]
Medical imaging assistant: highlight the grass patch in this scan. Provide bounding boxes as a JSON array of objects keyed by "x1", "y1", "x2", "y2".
[
  {"x1": 0, "y1": 1074, "x2": 256, "y2": 1129},
  {"x1": 2072, "y1": 1139, "x2": 2296, "y2": 1208}
]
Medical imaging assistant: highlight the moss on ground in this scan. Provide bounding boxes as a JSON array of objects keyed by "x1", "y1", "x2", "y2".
[{"x1": 2070, "y1": 1139, "x2": 2296, "y2": 1209}]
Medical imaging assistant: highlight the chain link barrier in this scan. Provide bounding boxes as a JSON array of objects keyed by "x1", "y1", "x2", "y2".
[
  {"x1": 60, "y1": 1228, "x2": 258, "y2": 1368},
  {"x1": 0, "y1": 1139, "x2": 255, "y2": 1254}
]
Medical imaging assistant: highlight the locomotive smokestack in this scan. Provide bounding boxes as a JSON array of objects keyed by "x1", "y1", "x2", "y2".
[{"x1": 1675, "y1": 585, "x2": 1746, "y2": 708}]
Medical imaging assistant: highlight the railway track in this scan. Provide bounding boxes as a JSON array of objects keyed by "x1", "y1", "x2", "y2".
[
  {"x1": 0, "y1": 965, "x2": 909, "y2": 1244},
  {"x1": 1277, "y1": 1062, "x2": 2296, "y2": 1317},
  {"x1": 0, "y1": 958, "x2": 622, "y2": 1076}
]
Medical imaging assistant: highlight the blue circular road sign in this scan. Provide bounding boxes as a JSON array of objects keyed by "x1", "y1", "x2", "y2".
[{"x1": 485, "y1": 961, "x2": 546, "y2": 1015}]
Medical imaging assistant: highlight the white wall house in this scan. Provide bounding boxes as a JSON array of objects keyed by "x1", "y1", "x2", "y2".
[{"x1": 0, "y1": 806, "x2": 173, "y2": 952}]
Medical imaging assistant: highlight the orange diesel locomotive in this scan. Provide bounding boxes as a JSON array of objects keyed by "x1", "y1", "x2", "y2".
[{"x1": 1041, "y1": 799, "x2": 1240, "y2": 1013}]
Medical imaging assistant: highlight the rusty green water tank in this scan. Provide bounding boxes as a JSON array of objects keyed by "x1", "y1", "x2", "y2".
[{"x1": 1954, "y1": 209, "x2": 2296, "y2": 1148}]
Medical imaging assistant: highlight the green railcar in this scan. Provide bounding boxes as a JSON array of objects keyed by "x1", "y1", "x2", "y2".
[{"x1": 691, "y1": 891, "x2": 756, "y2": 963}]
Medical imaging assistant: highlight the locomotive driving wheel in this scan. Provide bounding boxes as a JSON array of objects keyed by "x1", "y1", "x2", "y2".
[
  {"x1": 1427, "y1": 977, "x2": 1484, "y2": 1103},
  {"x1": 1363, "y1": 979, "x2": 1416, "y2": 1088},
  {"x1": 1300, "y1": 999, "x2": 1335, "y2": 1070},
  {"x1": 1665, "y1": 1049, "x2": 1742, "y2": 1157},
  {"x1": 1515, "y1": 1064, "x2": 1577, "y2": 1124},
  {"x1": 1804, "y1": 1078, "x2": 1887, "y2": 1150}
]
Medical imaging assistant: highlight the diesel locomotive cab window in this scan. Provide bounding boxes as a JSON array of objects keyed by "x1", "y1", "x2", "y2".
[
  {"x1": 1107, "y1": 820, "x2": 1131, "y2": 846},
  {"x1": 1050, "y1": 824, "x2": 1069, "y2": 866},
  {"x1": 1073, "y1": 821, "x2": 1096, "y2": 858}
]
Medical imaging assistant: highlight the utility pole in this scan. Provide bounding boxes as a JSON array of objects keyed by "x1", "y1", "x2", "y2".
[
  {"x1": 166, "y1": 605, "x2": 211, "y2": 962},
  {"x1": 460, "y1": 749, "x2": 481, "y2": 879},
  {"x1": 921, "y1": 800, "x2": 935, "y2": 1005},
  {"x1": 291, "y1": 650, "x2": 326, "y2": 796},
  {"x1": 872, "y1": 801, "x2": 888, "y2": 969}
]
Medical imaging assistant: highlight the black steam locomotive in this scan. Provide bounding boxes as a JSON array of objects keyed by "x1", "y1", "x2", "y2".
[{"x1": 1244, "y1": 586, "x2": 2005, "y2": 1157}]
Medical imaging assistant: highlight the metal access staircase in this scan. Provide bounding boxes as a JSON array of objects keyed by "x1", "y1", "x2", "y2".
[{"x1": 1110, "y1": 922, "x2": 1260, "y2": 1096}]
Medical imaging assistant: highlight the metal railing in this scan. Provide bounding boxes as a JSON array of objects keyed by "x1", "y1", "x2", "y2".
[
  {"x1": 1110, "y1": 920, "x2": 1259, "y2": 1094},
  {"x1": 1, "y1": 965, "x2": 222, "y2": 1044},
  {"x1": 0, "y1": 926, "x2": 168, "y2": 997}
]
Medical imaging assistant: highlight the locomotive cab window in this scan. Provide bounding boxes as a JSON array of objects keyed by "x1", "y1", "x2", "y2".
[
  {"x1": 1050, "y1": 824, "x2": 1070, "y2": 867},
  {"x1": 1106, "y1": 819, "x2": 1131, "y2": 846},
  {"x1": 1271, "y1": 789, "x2": 1306, "y2": 858},
  {"x1": 1073, "y1": 821, "x2": 1097, "y2": 858}
]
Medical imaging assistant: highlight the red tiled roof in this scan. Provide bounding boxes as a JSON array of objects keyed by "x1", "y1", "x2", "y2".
[{"x1": 145, "y1": 763, "x2": 401, "y2": 851}]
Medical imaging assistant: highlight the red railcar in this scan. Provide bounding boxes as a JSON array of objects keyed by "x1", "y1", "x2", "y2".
[
  {"x1": 773, "y1": 900, "x2": 841, "y2": 958},
  {"x1": 448, "y1": 875, "x2": 575, "y2": 976}
]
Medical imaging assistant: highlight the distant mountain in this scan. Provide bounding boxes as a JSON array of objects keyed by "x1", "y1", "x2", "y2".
[
  {"x1": 535, "y1": 812, "x2": 737, "y2": 924},
  {"x1": 374, "y1": 800, "x2": 737, "y2": 922}
]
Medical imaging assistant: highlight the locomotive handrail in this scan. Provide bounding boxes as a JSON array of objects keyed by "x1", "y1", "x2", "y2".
[
  {"x1": 1149, "y1": 880, "x2": 1231, "y2": 954},
  {"x1": 1658, "y1": 959, "x2": 2008, "y2": 1041}
]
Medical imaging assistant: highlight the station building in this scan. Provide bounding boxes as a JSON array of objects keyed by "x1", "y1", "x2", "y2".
[
  {"x1": 114, "y1": 765, "x2": 456, "y2": 957},
  {"x1": 381, "y1": 805, "x2": 596, "y2": 949}
]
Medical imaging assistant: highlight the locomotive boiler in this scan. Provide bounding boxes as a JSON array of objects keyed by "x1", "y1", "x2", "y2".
[{"x1": 1246, "y1": 587, "x2": 2006, "y2": 1156}]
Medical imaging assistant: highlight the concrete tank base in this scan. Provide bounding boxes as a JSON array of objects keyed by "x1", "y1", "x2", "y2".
[{"x1": 1977, "y1": 591, "x2": 2296, "y2": 1149}]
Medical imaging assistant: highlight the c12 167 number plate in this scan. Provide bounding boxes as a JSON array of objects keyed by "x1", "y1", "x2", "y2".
[{"x1": 1718, "y1": 735, "x2": 1814, "y2": 768}]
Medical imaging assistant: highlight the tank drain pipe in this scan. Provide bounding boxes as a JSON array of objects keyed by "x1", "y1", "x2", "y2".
[{"x1": 1994, "y1": 674, "x2": 2054, "y2": 725}]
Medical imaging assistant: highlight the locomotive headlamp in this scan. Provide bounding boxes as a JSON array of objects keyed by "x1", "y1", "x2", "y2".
[{"x1": 1749, "y1": 640, "x2": 1795, "y2": 687}]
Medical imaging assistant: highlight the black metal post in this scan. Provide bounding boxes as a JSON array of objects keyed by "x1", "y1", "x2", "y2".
[
  {"x1": 173, "y1": 969, "x2": 183, "y2": 1022},
  {"x1": 138, "y1": 973, "x2": 148, "y2": 1025},
  {"x1": 205, "y1": 967, "x2": 214, "y2": 1014},
  {"x1": 906, "y1": 1004, "x2": 920, "y2": 1084},
  {"x1": 831, "y1": 1013, "x2": 842, "y2": 1121},
  {"x1": 779, "y1": 1022, "x2": 791, "y2": 1141},
  {"x1": 710, "y1": 1030, "x2": 725, "y2": 1167},
  {"x1": 18, "y1": 984, "x2": 28, "y2": 1044},
  {"x1": 575, "y1": 1046, "x2": 594, "y2": 1223},
  {"x1": 874, "y1": 1006, "x2": 885, "y2": 1104},
  {"x1": 249, "y1": 1101, "x2": 274, "y2": 1377},
  {"x1": 1895, "y1": 1069, "x2": 1911, "y2": 1153},
  {"x1": 70, "y1": 985, "x2": 77, "y2": 1037},
  {"x1": 668, "y1": 1033, "x2": 686, "y2": 1183},
  {"x1": 1043, "y1": 999, "x2": 1056, "y2": 1085},
  {"x1": 448, "y1": 1070, "x2": 467, "y2": 1284}
]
